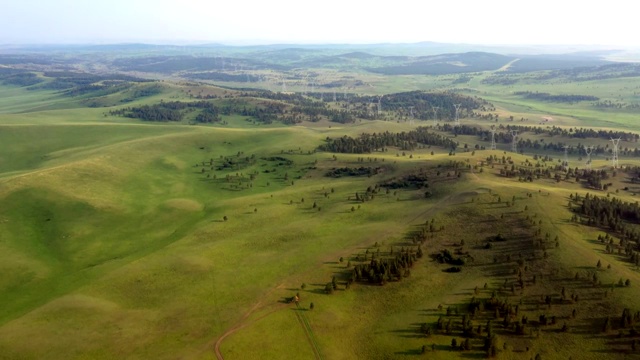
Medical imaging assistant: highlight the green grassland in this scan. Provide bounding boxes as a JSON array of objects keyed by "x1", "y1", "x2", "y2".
[{"x1": 3, "y1": 58, "x2": 640, "y2": 360}]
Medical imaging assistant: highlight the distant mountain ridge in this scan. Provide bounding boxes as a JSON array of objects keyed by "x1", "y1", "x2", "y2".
[{"x1": 0, "y1": 41, "x2": 621, "y2": 76}]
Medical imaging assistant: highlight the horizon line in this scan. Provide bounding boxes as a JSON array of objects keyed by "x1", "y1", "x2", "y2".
[{"x1": 0, "y1": 40, "x2": 634, "y2": 49}]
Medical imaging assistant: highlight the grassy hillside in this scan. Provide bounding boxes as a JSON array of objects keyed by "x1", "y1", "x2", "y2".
[{"x1": 3, "y1": 52, "x2": 640, "y2": 359}]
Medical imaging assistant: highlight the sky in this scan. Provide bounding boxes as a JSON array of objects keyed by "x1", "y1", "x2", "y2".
[{"x1": 1, "y1": 0, "x2": 638, "y2": 46}]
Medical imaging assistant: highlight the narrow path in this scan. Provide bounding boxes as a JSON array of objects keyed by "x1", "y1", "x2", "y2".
[
  {"x1": 496, "y1": 58, "x2": 520, "y2": 72},
  {"x1": 212, "y1": 301, "x2": 288, "y2": 360},
  {"x1": 209, "y1": 283, "x2": 286, "y2": 360},
  {"x1": 294, "y1": 303, "x2": 322, "y2": 360}
]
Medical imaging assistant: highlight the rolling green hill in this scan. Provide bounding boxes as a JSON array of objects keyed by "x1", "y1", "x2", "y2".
[{"x1": 2, "y1": 46, "x2": 640, "y2": 360}]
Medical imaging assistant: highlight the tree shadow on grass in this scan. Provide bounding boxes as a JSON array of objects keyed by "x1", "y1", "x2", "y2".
[
  {"x1": 396, "y1": 344, "x2": 455, "y2": 356},
  {"x1": 459, "y1": 352, "x2": 489, "y2": 359},
  {"x1": 388, "y1": 328, "x2": 424, "y2": 339},
  {"x1": 306, "y1": 288, "x2": 327, "y2": 295},
  {"x1": 569, "y1": 316, "x2": 608, "y2": 335},
  {"x1": 393, "y1": 348, "x2": 423, "y2": 356}
]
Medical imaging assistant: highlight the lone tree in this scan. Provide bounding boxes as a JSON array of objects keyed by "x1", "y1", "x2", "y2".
[
  {"x1": 603, "y1": 317, "x2": 612, "y2": 333},
  {"x1": 309, "y1": 302, "x2": 314, "y2": 310},
  {"x1": 325, "y1": 283, "x2": 334, "y2": 294},
  {"x1": 223, "y1": 215, "x2": 228, "y2": 222}
]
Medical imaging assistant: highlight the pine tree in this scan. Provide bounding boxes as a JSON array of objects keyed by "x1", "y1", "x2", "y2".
[{"x1": 603, "y1": 317, "x2": 611, "y2": 333}]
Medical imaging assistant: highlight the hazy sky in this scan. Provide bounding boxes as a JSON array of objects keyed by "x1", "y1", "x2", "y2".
[{"x1": 1, "y1": 0, "x2": 637, "y2": 46}]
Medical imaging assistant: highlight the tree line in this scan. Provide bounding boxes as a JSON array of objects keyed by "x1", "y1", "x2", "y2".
[
  {"x1": 319, "y1": 127, "x2": 458, "y2": 154},
  {"x1": 571, "y1": 193, "x2": 640, "y2": 240},
  {"x1": 514, "y1": 91, "x2": 599, "y2": 103},
  {"x1": 442, "y1": 124, "x2": 639, "y2": 144},
  {"x1": 109, "y1": 100, "x2": 220, "y2": 122}
]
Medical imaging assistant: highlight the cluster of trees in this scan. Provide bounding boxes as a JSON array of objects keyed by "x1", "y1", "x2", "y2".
[
  {"x1": 434, "y1": 249, "x2": 465, "y2": 265},
  {"x1": 380, "y1": 172, "x2": 430, "y2": 190},
  {"x1": 284, "y1": 90, "x2": 486, "y2": 122},
  {"x1": 593, "y1": 100, "x2": 627, "y2": 109},
  {"x1": 540, "y1": 63, "x2": 640, "y2": 82},
  {"x1": 195, "y1": 108, "x2": 220, "y2": 123},
  {"x1": 262, "y1": 156, "x2": 294, "y2": 166},
  {"x1": 577, "y1": 169, "x2": 611, "y2": 190},
  {"x1": 227, "y1": 102, "x2": 285, "y2": 124},
  {"x1": 351, "y1": 247, "x2": 422, "y2": 285},
  {"x1": 238, "y1": 92, "x2": 355, "y2": 123},
  {"x1": 523, "y1": 141, "x2": 640, "y2": 157},
  {"x1": 325, "y1": 167, "x2": 380, "y2": 178},
  {"x1": 443, "y1": 124, "x2": 638, "y2": 155},
  {"x1": 514, "y1": 91, "x2": 599, "y2": 103},
  {"x1": 0, "y1": 75, "x2": 145, "y2": 99},
  {"x1": 1, "y1": 72, "x2": 43, "y2": 87},
  {"x1": 603, "y1": 308, "x2": 640, "y2": 334},
  {"x1": 120, "y1": 84, "x2": 164, "y2": 102},
  {"x1": 109, "y1": 100, "x2": 220, "y2": 122},
  {"x1": 451, "y1": 76, "x2": 473, "y2": 84},
  {"x1": 0, "y1": 54, "x2": 56, "y2": 66},
  {"x1": 498, "y1": 163, "x2": 611, "y2": 185},
  {"x1": 571, "y1": 193, "x2": 640, "y2": 238},
  {"x1": 598, "y1": 233, "x2": 640, "y2": 267},
  {"x1": 501, "y1": 124, "x2": 638, "y2": 142},
  {"x1": 111, "y1": 103, "x2": 183, "y2": 121},
  {"x1": 319, "y1": 127, "x2": 458, "y2": 154},
  {"x1": 443, "y1": 124, "x2": 638, "y2": 156},
  {"x1": 215, "y1": 153, "x2": 257, "y2": 171},
  {"x1": 200, "y1": 89, "x2": 493, "y2": 125},
  {"x1": 244, "y1": 90, "x2": 308, "y2": 103},
  {"x1": 39, "y1": 71, "x2": 149, "y2": 92},
  {"x1": 186, "y1": 71, "x2": 261, "y2": 83},
  {"x1": 627, "y1": 166, "x2": 640, "y2": 184},
  {"x1": 367, "y1": 91, "x2": 487, "y2": 120},
  {"x1": 0, "y1": 70, "x2": 154, "y2": 99},
  {"x1": 65, "y1": 83, "x2": 131, "y2": 98},
  {"x1": 315, "y1": 79, "x2": 364, "y2": 89},
  {"x1": 428, "y1": 292, "x2": 537, "y2": 357},
  {"x1": 498, "y1": 163, "x2": 550, "y2": 181},
  {"x1": 292, "y1": 103, "x2": 354, "y2": 123},
  {"x1": 481, "y1": 75, "x2": 520, "y2": 85}
]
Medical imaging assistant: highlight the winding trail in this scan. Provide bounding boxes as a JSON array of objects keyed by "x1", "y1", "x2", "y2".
[
  {"x1": 213, "y1": 302, "x2": 288, "y2": 360},
  {"x1": 210, "y1": 283, "x2": 286, "y2": 360}
]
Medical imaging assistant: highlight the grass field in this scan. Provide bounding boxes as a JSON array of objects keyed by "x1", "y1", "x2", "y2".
[{"x1": 3, "y1": 57, "x2": 640, "y2": 360}]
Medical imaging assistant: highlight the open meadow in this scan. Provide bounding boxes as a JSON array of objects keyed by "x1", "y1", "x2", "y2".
[{"x1": 2, "y1": 47, "x2": 640, "y2": 360}]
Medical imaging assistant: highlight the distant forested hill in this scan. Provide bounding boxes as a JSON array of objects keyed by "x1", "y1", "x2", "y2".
[{"x1": 365, "y1": 52, "x2": 515, "y2": 75}]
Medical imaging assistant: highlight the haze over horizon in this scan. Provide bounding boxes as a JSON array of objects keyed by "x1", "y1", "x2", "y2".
[{"x1": 1, "y1": 0, "x2": 638, "y2": 48}]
